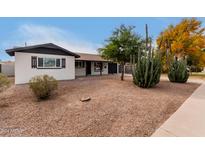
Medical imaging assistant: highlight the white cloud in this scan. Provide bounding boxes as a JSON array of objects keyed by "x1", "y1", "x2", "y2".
[{"x1": 8, "y1": 24, "x2": 101, "y2": 54}]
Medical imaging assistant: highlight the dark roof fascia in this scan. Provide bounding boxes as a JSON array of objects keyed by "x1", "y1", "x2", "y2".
[{"x1": 6, "y1": 43, "x2": 80, "y2": 58}]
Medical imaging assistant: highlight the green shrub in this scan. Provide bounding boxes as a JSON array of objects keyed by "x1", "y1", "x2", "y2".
[
  {"x1": 168, "y1": 59, "x2": 189, "y2": 83},
  {"x1": 0, "y1": 73, "x2": 10, "y2": 92},
  {"x1": 132, "y1": 51, "x2": 162, "y2": 88},
  {"x1": 29, "y1": 75, "x2": 58, "y2": 100}
]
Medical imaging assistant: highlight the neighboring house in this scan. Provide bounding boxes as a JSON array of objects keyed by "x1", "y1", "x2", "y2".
[
  {"x1": 6, "y1": 43, "x2": 118, "y2": 84},
  {"x1": 0, "y1": 61, "x2": 15, "y2": 76}
]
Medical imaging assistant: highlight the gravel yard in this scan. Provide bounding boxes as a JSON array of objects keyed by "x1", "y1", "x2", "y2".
[{"x1": 0, "y1": 75, "x2": 200, "y2": 136}]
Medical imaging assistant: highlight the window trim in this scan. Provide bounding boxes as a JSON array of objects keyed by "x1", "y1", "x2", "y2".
[
  {"x1": 56, "y1": 58, "x2": 61, "y2": 67},
  {"x1": 62, "y1": 58, "x2": 66, "y2": 68},
  {"x1": 31, "y1": 56, "x2": 37, "y2": 68}
]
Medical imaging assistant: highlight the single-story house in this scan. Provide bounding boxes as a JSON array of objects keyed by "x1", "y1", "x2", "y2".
[
  {"x1": 6, "y1": 43, "x2": 118, "y2": 84},
  {"x1": 0, "y1": 61, "x2": 15, "y2": 76}
]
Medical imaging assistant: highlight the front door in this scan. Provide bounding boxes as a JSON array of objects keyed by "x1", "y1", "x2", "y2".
[
  {"x1": 108, "y1": 63, "x2": 117, "y2": 74},
  {"x1": 86, "y1": 61, "x2": 91, "y2": 75}
]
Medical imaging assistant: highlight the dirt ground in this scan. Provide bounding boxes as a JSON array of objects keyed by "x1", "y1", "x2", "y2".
[{"x1": 0, "y1": 75, "x2": 200, "y2": 137}]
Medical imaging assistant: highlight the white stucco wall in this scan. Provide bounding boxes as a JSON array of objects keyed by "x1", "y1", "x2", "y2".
[
  {"x1": 75, "y1": 61, "x2": 86, "y2": 76},
  {"x1": 0, "y1": 63, "x2": 15, "y2": 76},
  {"x1": 15, "y1": 52, "x2": 75, "y2": 84},
  {"x1": 117, "y1": 64, "x2": 120, "y2": 74},
  {"x1": 91, "y1": 62, "x2": 108, "y2": 75},
  {"x1": 75, "y1": 67, "x2": 86, "y2": 76}
]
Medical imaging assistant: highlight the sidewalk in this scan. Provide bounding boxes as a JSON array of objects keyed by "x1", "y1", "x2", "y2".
[{"x1": 152, "y1": 79, "x2": 205, "y2": 137}]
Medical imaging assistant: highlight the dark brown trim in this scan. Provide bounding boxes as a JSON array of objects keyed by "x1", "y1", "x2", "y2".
[
  {"x1": 62, "y1": 58, "x2": 66, "y2": 68},
  {"x1": 6, "y1": 43, "x2": 80, "y2": 58},
  {"x1": 37, "y1": 67, "x2": 62, "y2": 69},
  {"x1": 31, "y1": 56, "x2": 37, "y2": 68}
]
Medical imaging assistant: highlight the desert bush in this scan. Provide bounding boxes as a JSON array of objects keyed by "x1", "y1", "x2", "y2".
[
  {"x1": 29, "y1": 75, "x2": 58, "y2": 100},
  {"x1": 0, "y1": 73, "x2": 10, "y2": 92},
  {"x1": 132, "y1": 50, "x2": 162, "y2": 88},
  {"x1": 168, "y1": 59, "x2": 189, "y2": 83}
]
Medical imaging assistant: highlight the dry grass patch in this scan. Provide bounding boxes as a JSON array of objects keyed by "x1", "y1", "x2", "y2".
[{"x1": 0, "y1": 75, "x2": 200, "y2": 136}]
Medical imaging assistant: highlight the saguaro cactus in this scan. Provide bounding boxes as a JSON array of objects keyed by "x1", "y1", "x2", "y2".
[{"x1": 132, "y1": 24, "x2": 162, "y2": 88}]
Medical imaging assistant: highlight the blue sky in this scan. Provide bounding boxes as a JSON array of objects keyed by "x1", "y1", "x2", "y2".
[{"x1": 0, "y1": 17, "x2": 205, "y2": 61}]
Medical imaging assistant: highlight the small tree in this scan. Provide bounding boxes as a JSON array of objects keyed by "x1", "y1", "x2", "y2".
[
  {"x1": 99, "y1": 25, "x2": 144, "y2": 80},
  {"x1": 157, "y1": 18, "x2": 205, "y2": 71}
]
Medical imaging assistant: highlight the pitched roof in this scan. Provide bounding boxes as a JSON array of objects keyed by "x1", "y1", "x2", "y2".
[
  {"x1": 5, "y1": 43, "x2": 80, "y2": 58},
  {"x1": 75, "y1": 53, "x2": 108, "y2": 62}
]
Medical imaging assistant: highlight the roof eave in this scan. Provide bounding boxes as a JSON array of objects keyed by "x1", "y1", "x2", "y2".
[
  {"x1": 5, "y1": 48, "x2": 80, "y2": 58},
  {"x1": 5, "y1": 43, "x2": 80, "y2": 58},
  {"x1": 5, "y1": 50, "x2": 14, "y2": 56}
]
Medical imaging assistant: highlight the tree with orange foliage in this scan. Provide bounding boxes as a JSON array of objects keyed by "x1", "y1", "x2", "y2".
[{"x1": 157, "y1": 18, "x2": 205, "y2": 72}]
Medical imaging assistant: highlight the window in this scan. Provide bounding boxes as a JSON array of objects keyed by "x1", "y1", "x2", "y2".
[
  {"x1": 37, "y1": 57, "x2": 63, "y2": 68},
  {"x1": 44, "y1": 58, "x2": 56, "y2": 67},
  {"x1": 94, "y1": 62, "x2": 102, "y2": 72},
  {"x1": 75, "y1": 61, "x2": 84, "y2": 68},
  {"x1": 38, "y1": 58, "x2": 43, "y2": 67}
]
